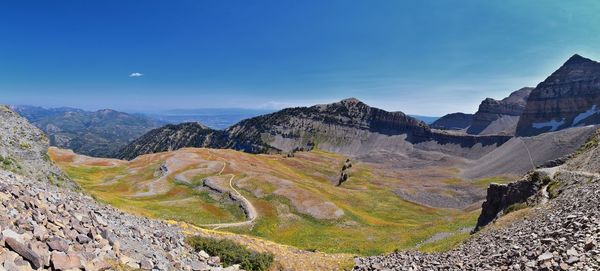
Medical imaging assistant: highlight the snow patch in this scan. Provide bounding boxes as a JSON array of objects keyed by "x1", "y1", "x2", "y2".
[
  {"x1": 532, "y1": 118, "x2": 565, "y2": 131},
  {"x1": 572, "y1": 105, "x2": 598, "y2": 126}
]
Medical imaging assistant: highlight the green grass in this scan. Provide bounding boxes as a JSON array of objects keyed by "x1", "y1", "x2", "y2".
[
  {"x1": 418, "y1": 232, "x2": 471, "y2": 253},
  {"x1": 573, "y1": 129, "x2": 600, "y2": 156},
  {"x1": 62, "y1": 165, "x2": 245, "y2": 225},
  {"x1": 0, "y1": 155, "x2": 22, "y2": 173},
  {"x1": 472, "y1": 176, "x2": 514, "y2": 188},
  {"x1": 547, "y1": 179, "x2": 562, "y2": 199},
  {"x1": 53, "y1": 148, "x2": 483, "y2": 256},
  {"x1": 229, "y1": 184, "x2": 481, "y2": 255},
  {"x1": 505, "y1": 202, "x2": 527, "y2": 214},
  {"x1": 187, "y1": 236, "x2": 274, "y2": 271}
]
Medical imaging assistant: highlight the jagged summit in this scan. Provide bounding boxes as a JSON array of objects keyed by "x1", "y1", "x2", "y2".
[
  {"x1": 339, "y1": 97, "x2": 362, "y2": 106},
  {"x1": 516, "y1": 54, "x2": 600, "y2": 136},
  {"x1": 563, "y1": 53, "x2": 595, "y2": 65},
  {"x1": 550, "y1": 53, "x2": 600, "y2": 79},
  {"x1": 316, "y1": 98, "x2": 367, "y2": 111}
]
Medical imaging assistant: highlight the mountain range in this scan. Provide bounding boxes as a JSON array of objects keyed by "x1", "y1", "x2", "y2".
[
  {"x1": 10, "y1": 106, "x2": 164, "y2": 158},
  {"x1": 115, "y1": 98, "x2": 512, "y2": 163},
  {"x1": 431, "y1": 87, "x2": 533, "y2": 135}
]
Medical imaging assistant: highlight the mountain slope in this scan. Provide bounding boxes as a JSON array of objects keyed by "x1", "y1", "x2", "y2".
[
  {"x1": 431, "y1": 113, "x2": 473, "y2": 130},
  {"x1": 517, "y1": 54, "x2": 600, "y2": 136},
  {"x1": 11, "y1": 105, "x2": 164, "y2": 157},
  {"x1": 461, "y1": 125, "x2": 598, "y2": 179},
  {"x1": 355, "y1": 128, "x2": 600, "y2": 270},
  {"x1": 467, "y1": 87, "x2": 533, "y2": 135},
  {"x1": 115, "y1": 122, "x2": 228, "y2": 160},
  {"x1": 0, "y1": 105, "x2": 70, "y2": 186}
]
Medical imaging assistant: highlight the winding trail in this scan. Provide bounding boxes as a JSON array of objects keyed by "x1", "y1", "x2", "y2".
[
  {"x1": 198, "y1": 154, "x2": 258, "y2": 230},
  {"x1": 536, "y1": 166, "x2": 600, "y2": 205}
]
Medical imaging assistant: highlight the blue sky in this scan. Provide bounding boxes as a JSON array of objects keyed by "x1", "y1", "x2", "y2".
[{"x1": 1, "y1": 1, "x2": 599, "y2": 115}]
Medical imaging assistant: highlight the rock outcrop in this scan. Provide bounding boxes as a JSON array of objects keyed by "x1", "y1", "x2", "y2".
[
  {"x1": 467, "y1": 87, "x2": 533, "y2": 135},
  {"x1": 0, "y1": 106, "x2": 71, "y2": 187},
  {"x1": 517, "y1": 54, "x2": 600, "y2": 136},
  {"x1": 337, "y1": 159, "x2": 352, "y2": 186},
  {"x1": 430, "y1": 113, "x2": 473, "y2": 130},
  {"x1": 474, "y1": 171, "x2": 550, "y2": 231}
]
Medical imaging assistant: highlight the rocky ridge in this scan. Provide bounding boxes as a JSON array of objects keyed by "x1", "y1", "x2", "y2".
[
  {"x1": 0, "y1": 169, "x2": 237, "y2": 271},
  {"x1": 116, "y1": 98, "x2": 511, "y2": 161}
]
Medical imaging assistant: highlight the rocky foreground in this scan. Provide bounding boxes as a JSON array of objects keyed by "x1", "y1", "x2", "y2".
[
  {"x1": 0, "y1": 170, "x2": 241, "y2": 271},
  {"x1": 354, "y1": 169, "x2": 600, "y2": 270}
]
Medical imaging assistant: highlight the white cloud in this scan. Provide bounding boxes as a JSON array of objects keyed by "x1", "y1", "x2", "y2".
[{"x1": 129, "y1": 72, "x2": 143, "y2": 78}]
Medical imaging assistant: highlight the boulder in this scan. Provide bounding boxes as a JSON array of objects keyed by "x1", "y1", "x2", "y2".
[{"x1": 5, "y1": 237, "x2": 44, "y2": 269}]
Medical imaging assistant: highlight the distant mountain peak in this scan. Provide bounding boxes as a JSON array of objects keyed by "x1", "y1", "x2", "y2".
[
  {"x1": 340, "y1": 97, "x2": 361, "y2": 103},
  {"x1": 338, "y1": 97, "x2": 363, "y2": 107},
  {"x1": 517, "y1": 54, "x2": 600, "y2": 136},
  {"x1": 564, "y1": 54, "x2": 596, "y2": 66}
]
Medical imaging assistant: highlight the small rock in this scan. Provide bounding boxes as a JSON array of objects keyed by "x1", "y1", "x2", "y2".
[
  {"x1": 566, "y1": 256, "x2": 579, "y2": 264},
  {"x1": 47, "y1": 237, "x2": 69, "y2": 252},
  {"x1": 584, "y1": 238, "x2": 596, "y2": 251},
  {"x1": 2, "y1": 229, "x2": 23, "y2": 243},
  {"x1": 76, "y1": 234, "x2": 91, "y2": 244},
  {"x1": 32, "y1": 226, "x2": 47, "y2": 240},
  {"x1": 525, "y1": 261, "x2": 537, "y2": 268},
  {"x1": 51, "y1": 251, "x2": 83, "y2": 270},
  {"x1": 566, "y1": 248, "x2": 578, "y2": 256},
  {"x1": 208, "y1": 255, "x2": 220, "y2": 265},
  {"x1": 537, "y1": 252, "x2": 553, "y2": 261},
  {"x1": 140, "y1": 258, "x2": 153, "y2": 270},
  {"x1": 198, "y1": 250, "x2": 210, "y2": 259},
  {"x1": 191, "y1": 260, "x2": 210, "y2": 271}
]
